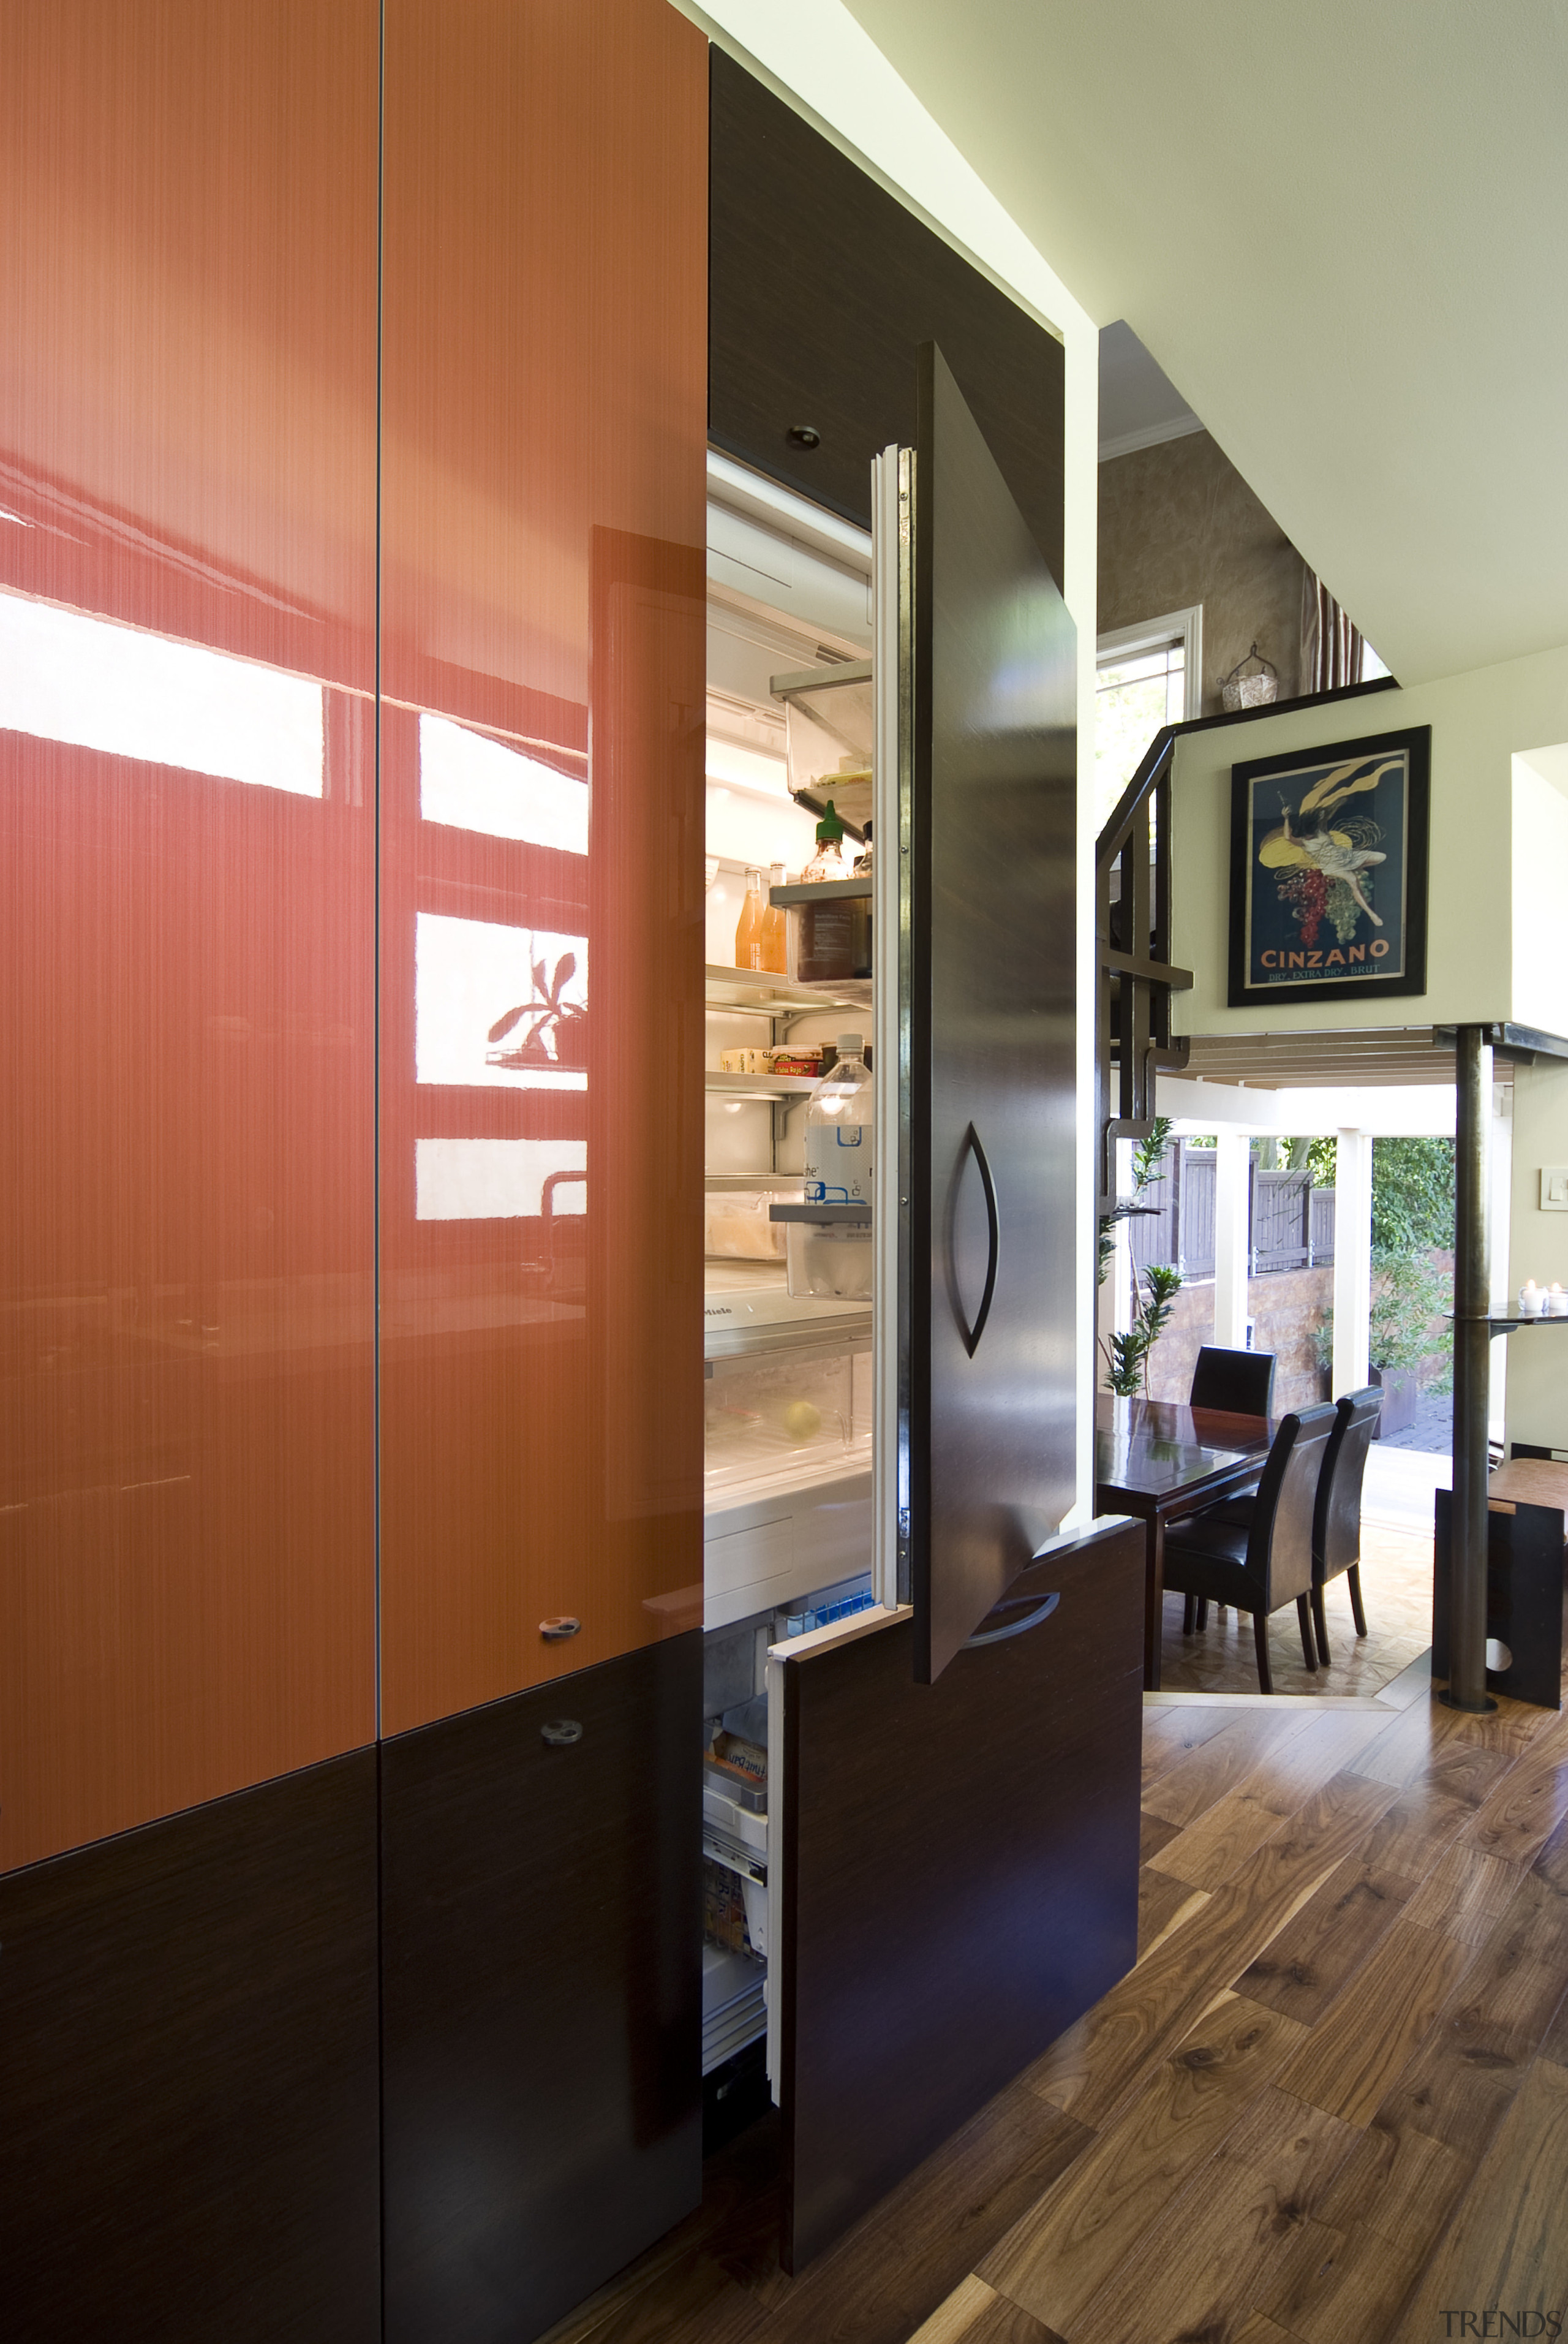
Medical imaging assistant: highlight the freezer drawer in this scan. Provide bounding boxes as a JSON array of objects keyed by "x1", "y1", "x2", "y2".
[
  {"x1": 704, "y1": 1467, "x2": 873, "y2": 1629},
  {"x1": 768, "y1": 1515, "x2": 1144, "y2": 2271}
]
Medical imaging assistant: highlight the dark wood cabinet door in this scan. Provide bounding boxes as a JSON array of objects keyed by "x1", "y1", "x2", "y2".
[
  {"x1": 776, "y1": 1519, "x2": 1144, "y2": 2270},
  {"x1": 380, "y1": 1636, "x2": 703, "y2": 2344},
  {"x1": 0, "y1": 1753, "x2": 380, "y2": 2343},
  {"x1": 905, "y1": 345, "x2": 1079, "y2": 1680},
  {"x1": 709, "y1": 49, "x2": 1065, "y2": 586}
]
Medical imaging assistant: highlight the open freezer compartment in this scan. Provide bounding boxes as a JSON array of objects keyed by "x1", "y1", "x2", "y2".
[{"x1": 700, "y1": 1569, "x2": 883, "y2": 2114}]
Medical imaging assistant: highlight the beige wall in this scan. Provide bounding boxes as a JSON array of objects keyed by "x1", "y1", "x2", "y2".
[
  {"x1": 1099, "y1": 430, "x2": 1308, "y2": 713},
  {"x1": 1145, "y1": 1269, "x2": 1331, "y2": 1413},
  {"x1": 1506, "y1": 1057, "x2": 1568, "y2": 1453},
  {"x1": 1169, "y1": 642, "x2": 1568, "y2": 1036}
]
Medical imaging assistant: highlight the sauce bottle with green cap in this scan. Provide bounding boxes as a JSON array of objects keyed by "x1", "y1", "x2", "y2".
[{"x1": 797, "y1": 800, "x2": 856, "y2": 980}]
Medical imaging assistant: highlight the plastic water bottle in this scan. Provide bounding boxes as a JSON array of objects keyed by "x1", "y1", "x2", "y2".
[{"x1": 804, "y1": 1034, "x2": 873, "y2": 1205}]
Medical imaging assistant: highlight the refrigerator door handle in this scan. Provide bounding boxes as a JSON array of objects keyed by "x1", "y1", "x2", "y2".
[
  {"x1": 962, "y1": 1589, "x2": 1060, "y2": 1649},
  {"x1": 952, "y1": 1122, "x2": 999, "y2": 1358}
]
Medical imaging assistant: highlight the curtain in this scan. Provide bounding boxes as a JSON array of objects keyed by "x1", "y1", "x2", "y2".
[{"x1": 1302, "y1": 570, "x2": 1365, "y2": 693}]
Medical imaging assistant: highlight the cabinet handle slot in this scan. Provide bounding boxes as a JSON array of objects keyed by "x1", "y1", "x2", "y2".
[{"x1": 962, "y1": 1590, "x2": 1059, "y2": 1649}]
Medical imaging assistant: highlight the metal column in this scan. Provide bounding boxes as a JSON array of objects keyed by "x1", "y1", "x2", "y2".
[{"x1": 1443, "y1": 1024, "x2": 1496, "y2": 1713}]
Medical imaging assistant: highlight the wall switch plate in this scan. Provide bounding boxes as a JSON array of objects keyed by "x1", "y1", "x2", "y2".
[{"x1": 1540, "y1": 1166, "x2": 1568, "y2": 1211}]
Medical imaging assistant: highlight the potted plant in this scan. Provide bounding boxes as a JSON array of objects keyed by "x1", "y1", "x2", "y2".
[
  {"x1": 1367, "y1": 1247, "x2": 1451, "y2": 1437},
  {"x1": 1098, "y1": 1118, "x2": 1183, "y2": 1396}
]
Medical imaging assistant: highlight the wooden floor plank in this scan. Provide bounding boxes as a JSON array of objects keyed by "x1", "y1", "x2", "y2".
[
  {"x1": 1346, "y1": 1692, "x2": 1526, "y2": 1804},
  {"x1": 1025, "y1": 1770, "x2": 1398, "y2": 2131},
  {"x1": 1273, "y1": 1917, "x2": 1474, "y2": 2125},
  {"x1": 1140, "y1": 1809, "x2": 1182, "y2": 1864},
  {"x1": 1137, "y1": 1866, "x2": 1205, "y2": 1959},
  {"x1": 1234, "y1": 1857, "x2": 1420, "y2": 2026},
  {"x1": 1345, "y1": 1692, "x2": 1474, "y2": 1787},
  {"x1": 904, "y1": 2274, "x2": 1065, "y2": 2344},
  {"x1": 1352, "y1": 1780, "x2": 1477, "y2": 1881},
  {"x1": 1036, "y1": 1767, "x2": 1401, "y2": 2130},
  {"x1": 1459, "y1": 1709, "x2": 1568, "y2": 1869},
  {"x1": 1403, "y1": 1840, "x2": 1525, "y2": 1945},
  {"x1": 1261, "y1": 2215, "x2": 1429, "y2": 2344},
  {"x1": 1141, "y1": 1710, "x2": 1315, "y2": 1831},
  {"x1": 1387, "y1": 2056, "x2": 1568, "y2": 2343},
  {"x1": 1147, "y1": 1712, "x2": 1391, "y2": 1893},
  {"x1": 1532, "y1": 1805, "x2": 1568, "y2": 1894},
  {"x1": 1444, "y1": 1695, "x2": 1559, "y2": 1755},
  {"x1": 979, "y1": 1997, "x2": 1307, "y2": 2336},
  {"x1": 1232, "y1": 2319, "x2": 1310, "y2": 2344},
  {"x1": 1065, "y1": 2087, "x2": 1361, "y2": 2344},
  {"x1": 1266, "y1": 2104, "x2": 1474, "y2": 2344},
  {"x1": 1140, "y1": 1703, "x2": 1244, "y2": 1794},
  {"x1": 1373, "y1": 1867, "x2": 1568, "y2": 2153},
  {"x1": 1314, "y1": 2109, "x2": 1472, "y2": 2249}
]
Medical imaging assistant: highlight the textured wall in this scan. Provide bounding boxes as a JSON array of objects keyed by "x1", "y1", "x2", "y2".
[
  {"x1": 1144, "y1": 1268, "x2": 1332, "y2": 1412},
  {"x1": 1098, "y1": 431, "x2": 1308, "y2": 712}
]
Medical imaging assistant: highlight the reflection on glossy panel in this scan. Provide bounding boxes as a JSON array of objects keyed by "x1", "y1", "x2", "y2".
[
  {"x1": 379, "y1": 0, "x2": 707, "y2": 1733},
  {"x1": 0, "y1": 0, "x2": 379, "y2": 1872}
]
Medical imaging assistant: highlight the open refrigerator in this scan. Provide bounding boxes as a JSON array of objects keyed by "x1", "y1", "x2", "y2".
[
  {"x1": 700, "y1": 455, "x2": 889, "y2": 2095},
  {"x1": 697, "y1": 358, "x2": 1093, "y2": 2266}
]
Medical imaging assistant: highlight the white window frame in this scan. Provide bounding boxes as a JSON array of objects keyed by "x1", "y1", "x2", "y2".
[{"x1": 1095, "y1": 605, "x2": 1204, "y2": 723}]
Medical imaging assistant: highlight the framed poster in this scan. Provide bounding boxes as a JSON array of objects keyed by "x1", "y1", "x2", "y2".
[{"x1": 1227, "y1": 725, "x2": 1430, "y2": 1007}]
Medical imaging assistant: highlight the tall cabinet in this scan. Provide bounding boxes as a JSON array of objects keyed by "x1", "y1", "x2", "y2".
[
  {"x1": 0, "y1": 4, "x2": 383, "y2": 2333},
  {"x1": 1, "y1": 2, "x2": 707, "y2": 2338},
  {"x1": 376, "y1": 5, "x2": 708, "y2": 2337}
]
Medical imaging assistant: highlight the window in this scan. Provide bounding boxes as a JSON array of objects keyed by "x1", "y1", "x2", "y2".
[{"x1": 1095, "y1": 607, "x2": 1202, "y2": 835}]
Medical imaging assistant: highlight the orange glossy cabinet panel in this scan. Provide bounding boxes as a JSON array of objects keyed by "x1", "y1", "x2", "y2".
[
  {"x1": 0, "y1": 1, "x2": 379, "y2": 1870},
  {"x1": 378, "y1": 0, "x2": 707, "y2": 1733}
]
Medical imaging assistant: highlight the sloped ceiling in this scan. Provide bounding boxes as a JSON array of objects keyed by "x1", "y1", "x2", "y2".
[{"x1": 843, "y1": 0, "x2": 1568, "y2": 685}]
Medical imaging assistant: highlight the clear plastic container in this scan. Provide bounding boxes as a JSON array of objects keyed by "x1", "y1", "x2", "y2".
[
  {"x1": 804, "y1": 1035, "x2": 873, "y2": 1206},
  {"x1": 785, "y1": 1217, "x2": 873, "y2": 1301},
  {"x1": 704, "y1": 1347, "x2": 856, "y2": 1489}
]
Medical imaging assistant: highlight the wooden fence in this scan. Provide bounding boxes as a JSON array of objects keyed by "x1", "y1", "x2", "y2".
[{"x1": 1128, "y1": 1141, "x2": 1335, "y2": 1280}]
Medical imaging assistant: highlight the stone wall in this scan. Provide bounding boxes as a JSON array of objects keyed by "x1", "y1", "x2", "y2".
[{"x1": 1141, "y1": 1268, "x2": 1332, "y2": 1412}]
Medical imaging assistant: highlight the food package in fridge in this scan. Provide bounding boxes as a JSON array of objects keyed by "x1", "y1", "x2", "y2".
[{"x1": 704, "y1": 1190, "x2": 790, "y2": 1260}]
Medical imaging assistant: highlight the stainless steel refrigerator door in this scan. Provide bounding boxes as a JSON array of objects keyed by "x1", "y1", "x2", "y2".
[{"x1": 900, "y1": 344, "x2": 1078, "y2": 1682}]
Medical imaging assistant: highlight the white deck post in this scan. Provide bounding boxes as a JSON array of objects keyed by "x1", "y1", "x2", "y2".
[
  {"x1": 1332, "y1": 1128, "x2": 1374, "y2": 1397},
  {"x1": 1213, "y1": 1130, "x2": 1251, "y2": 1350}
]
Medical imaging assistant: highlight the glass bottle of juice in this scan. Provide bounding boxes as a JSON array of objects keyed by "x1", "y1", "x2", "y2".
[
  {"x1": 761, "y1": 861, "x2": 790, "y2": 974},
  {"x1": 733, "y1": 867, "x2": 764, "y2": 970}
]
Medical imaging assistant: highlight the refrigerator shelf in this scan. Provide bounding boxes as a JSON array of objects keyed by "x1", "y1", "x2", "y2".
[
  {"x1": 704, "y1": 962, "x2": 870, "y2": 1015},
  {"x1": 705, "y1": 1070, "x2": 820, "y2": 1098}
]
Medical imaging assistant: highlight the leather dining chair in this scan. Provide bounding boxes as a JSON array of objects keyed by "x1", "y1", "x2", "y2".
[
  {"x1": 1161, "y1": 1403, "x2": 1338, "y2": 1693},
  {"x1": 1310, "y1": 1386, "x2": 1382, "y2": 1665},
  {"x1": 1179, "y1": 1347, "x2": 1277, "y2": 1633},
  {"x1": 1189, "y1": 1345, "x2": 1277, "y2": 1418}
]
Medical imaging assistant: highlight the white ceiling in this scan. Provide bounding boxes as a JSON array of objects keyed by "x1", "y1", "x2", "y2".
[{"x1": 843, "y1": 0, "x2": 1568, "y2": 686}]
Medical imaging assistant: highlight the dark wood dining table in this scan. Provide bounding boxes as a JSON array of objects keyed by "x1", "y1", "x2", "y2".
[{"x1": 1095, "y1": 1396, "x2": 1276, "y2": 1690}]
